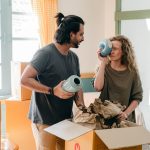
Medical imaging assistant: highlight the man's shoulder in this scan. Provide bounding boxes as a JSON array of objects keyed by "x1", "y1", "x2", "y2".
[
  {"x1": 40, "y1": 43, "x2": 55, "y2": 51},
  {"x1": 69, "y1": 50, "x2": 78, "y2": 58},
  {"x1": 35, "y1": 43, "x2": 57, "y2": 56}
]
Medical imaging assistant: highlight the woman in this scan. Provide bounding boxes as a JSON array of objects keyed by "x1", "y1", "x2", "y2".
[{"x1": 94, "y1": 35, "x2": 143, "y2": 122}]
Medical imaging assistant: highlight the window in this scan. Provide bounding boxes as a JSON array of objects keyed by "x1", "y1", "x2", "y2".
[
  {"x1": 122, "y1": 0, "x2": 150, "y2": 11},
  {"x1": 0, "y1": 0, "x2": 40, "y2": 97},
  {"x1": 12, "y1": 0, "x2": 40, "y2": 62},
  {"x1": 116, "y1": 0, "x2": 150, "y2": 131}
]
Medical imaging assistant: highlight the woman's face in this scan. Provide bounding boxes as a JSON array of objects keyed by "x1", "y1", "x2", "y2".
[{"x1": 109, "y1": 40, "x2": 123, "y2": 62}]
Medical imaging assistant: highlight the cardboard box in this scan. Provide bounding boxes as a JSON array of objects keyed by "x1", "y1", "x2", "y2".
[
  {"x1": 11, "y1": 61, "x2": 32, "y2": 101},
  {"x1": 45, "y1": 120, "x2": 150, "y2": 150}
]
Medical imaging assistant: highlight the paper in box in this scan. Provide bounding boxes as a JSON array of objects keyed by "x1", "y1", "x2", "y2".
[{"x1": 45, "y1": 119, "x2": 150, "y2": 150}]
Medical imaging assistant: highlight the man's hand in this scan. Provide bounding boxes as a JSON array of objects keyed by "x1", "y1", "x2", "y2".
[
  {"x1": 53, "y1": 81, "x2": 75, "y2": 99},
  {"x1": 78, "y1": 104, "x2": 87, "y2": 113}
]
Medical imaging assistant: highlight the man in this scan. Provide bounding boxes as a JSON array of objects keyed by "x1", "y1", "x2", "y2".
[{"x1": 21, "y1": 12, "x2": 85, "y2": 150}]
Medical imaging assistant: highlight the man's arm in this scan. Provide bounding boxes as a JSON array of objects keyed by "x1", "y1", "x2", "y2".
[
  {"x1": 74, "y1": 89, "x2": 85, "y2": 107},
  {"x1": 21, "y1": 64, "x2": 75, "y2": 99},
  {"x1": 21, "y1": 64, "x2": 50, "y2": 94}
]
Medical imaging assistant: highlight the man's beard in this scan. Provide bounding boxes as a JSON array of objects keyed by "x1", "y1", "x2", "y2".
[{"x1": 72, "y1": 41, "x2": 79, "y2": 48}]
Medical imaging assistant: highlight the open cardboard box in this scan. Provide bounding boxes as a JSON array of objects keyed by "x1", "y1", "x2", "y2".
[
  {"x1": 45, "y1": 119, "x2": 150, "y2": 150},
  {"x1": 11, "y1": 61, "x2": 32, "y2": 101}
]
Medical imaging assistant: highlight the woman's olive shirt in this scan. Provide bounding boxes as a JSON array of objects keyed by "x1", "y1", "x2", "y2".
[{"x1": 100, "y1": 64, "x2": 143, "y2": 122}]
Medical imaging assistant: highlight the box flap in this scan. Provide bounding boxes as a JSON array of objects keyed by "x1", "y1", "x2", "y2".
[
  {"x1": 44, "y1": 120, "x2": 93, "y2": 141},
  {"x1": 95, "y1": 126, "x2": 150, "y2": 149}
]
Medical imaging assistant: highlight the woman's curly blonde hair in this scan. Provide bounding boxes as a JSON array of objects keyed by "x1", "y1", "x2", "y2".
[{"x1": 110, "y1": 35, "x2": 138, "y2": 73}]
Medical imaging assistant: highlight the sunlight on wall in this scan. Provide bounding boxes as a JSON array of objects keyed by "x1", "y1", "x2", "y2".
[{"x1": 146, "y1": 19, "x2": 150, "y2": 31}]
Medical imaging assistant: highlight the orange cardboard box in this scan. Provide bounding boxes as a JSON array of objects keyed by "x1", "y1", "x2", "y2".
[
  {"x1": 45, "y1": 120, "x2": 150, "y2": 150},
  {"x1": 11, "y1": 61, "x2": 32, "y2": 101}
]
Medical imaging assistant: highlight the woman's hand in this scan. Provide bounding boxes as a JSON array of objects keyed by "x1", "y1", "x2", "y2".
[
  {"x1": 117, "y1": 111, "x2": 128, "y2": 121},
  {"x1": 97, "y1": 49, "x2": 109, "y2": 65}
]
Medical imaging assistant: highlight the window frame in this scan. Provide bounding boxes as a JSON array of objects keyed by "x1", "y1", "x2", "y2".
[
  {"x1": 0, "y1": 0, "x2": 12, "y2": 97},
  {"x1": 0, "y1": 0, "x2": 39, "y2": 98},
  {"x1": 115, "y1": 0, "x2": 150, "y2": 34}
]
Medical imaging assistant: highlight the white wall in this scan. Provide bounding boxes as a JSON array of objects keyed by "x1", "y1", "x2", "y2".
[
  {"x1": 58, "y1": 0, "x2": 115, "y2": 73},
  {"x1": 104, "y1": 0, "x2": 116, "y2": 38}
]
